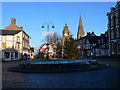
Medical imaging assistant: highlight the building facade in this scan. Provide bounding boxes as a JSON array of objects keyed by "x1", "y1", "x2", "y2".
[
  {"x1": 40, "y1": 43, "x2": 57, "y2": 59},
  {"x1": 107, "y1": 1, "x2": 120, "y2": 56},
  {"x1": 75, "y1": 32, "x2": 109, "y2": 58},
  {"x1": 29, "y1": 47, "x2": 34, "y2": 59},
  {"x1": 93, "y1": 32, "x2": 109, "y2": 57},
  {"x1": 0, "y1": 18, "x2": 31, "y2": 61}
]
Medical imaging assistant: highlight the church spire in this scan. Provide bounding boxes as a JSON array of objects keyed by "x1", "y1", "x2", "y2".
[
  {"x1": 79, "y1": 16, "x2": 83, "y2": 27},
  {"x1": 77, "y1": 16, "x2": 84, "y2": 39}
]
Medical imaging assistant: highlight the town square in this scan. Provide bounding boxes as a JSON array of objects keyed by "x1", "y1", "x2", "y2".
[{"x1": 0, "y1": 0, "x2": 120, "y2": 89}]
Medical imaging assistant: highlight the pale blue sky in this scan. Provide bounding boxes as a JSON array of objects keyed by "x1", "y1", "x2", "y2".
[{"x1": 2, "y1": 2, "x2": 116, "y2": 49}]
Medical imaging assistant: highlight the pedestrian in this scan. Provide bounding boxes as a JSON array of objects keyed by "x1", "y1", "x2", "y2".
[{"x1": 23, "y1": 53, "x2": 28, "y2": 61}]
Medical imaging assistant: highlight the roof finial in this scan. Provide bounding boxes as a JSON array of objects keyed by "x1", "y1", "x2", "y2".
[{"x1": 65, "y1": 22, "x2": 67, "y2": 26}]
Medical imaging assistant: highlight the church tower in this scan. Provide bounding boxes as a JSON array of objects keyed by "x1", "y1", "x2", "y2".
[
  {"x1": 62, "y1": 24, "x2": 70, "y2": 46},
  {"x1": 61, "y1": 24, "x2": 70, "y2": 57},
  {"x1": 77, "y1": 16, "x2": 84, "y2": 39}
]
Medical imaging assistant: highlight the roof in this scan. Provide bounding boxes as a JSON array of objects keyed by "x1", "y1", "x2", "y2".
[
  {"x1": 0, "y1": 18, "x2": 30, "y2": 37},
  {"x1": 4, "y1": 24, "x2": 23, "y2": 30},
  {"x1": 40, "y1": 43, "x2": 56, "y2": 49},
  {"x1": 22, "y1": 30, "x2": 30, "y2": 37},
  {"x1": 0, "y1": 30, "x2": 22, "y2": 35},
  {"x1": 3, "y1": 18, "x2": 23, "y2": 30},
  {"x1": 75, "y1": 35, "x2": 101, "y2": 44},
  {"x1": 86, "y1": 36, "x2": 101, "y2": 44}
]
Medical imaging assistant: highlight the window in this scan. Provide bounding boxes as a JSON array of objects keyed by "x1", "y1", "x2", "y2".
[
  {"x1": 15, "y1": 43, "x2": 20, "y2": 49},
  {"x1": 2, "y1": 42, "x2": 6, "y2": 48},
  {"x1": 117, "y1": 43, "x2": 120, "y2": 53},
  {"x1": 118, "y1": 13, "x2": 120, "y2": 24},
  {"x1": 116, "y1": 30, "x2": 120, "y2": 38},
  {"x1": 101, "y1": 39, "x2": 103, "y2": 43},
  {"x1": 18, "y1": 44, "x2": 20, "y2": 49},
  {"x1": 15, "y1": 52, "x2": 18, "y2": 58},
  {"x1": 111, "y1": 31, "x2": 114, "y2": 39},
  {"x1": 111, "y1": 42, "x2": 116, "y2": 54},
  {"x1": 113, "y1": 16, "x2": 116, "y2": 27},
  {"x1": 17, "y1": 36, "x2": 20, "y2": 42},
  {"x1": 116, "y1": 16, "x2": 119, "y2": 25},
  {"x1": 2, "y1": 36, "x2": 6, "y2": 41},
  {"x1": 11, "y1": 52, "x2": 14, "y2": 59},
  {"x1": 4, "y1": 52, "x2": 10, "y2": 58},
  {"x1": 111, "y1": 19, "x2": 114, "y2": 26},
  {"x1": 98, "y1": 40, "x2": 100, "y2": 44}
]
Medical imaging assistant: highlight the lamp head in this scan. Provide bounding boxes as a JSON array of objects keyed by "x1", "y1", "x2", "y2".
[
  {"x1": 52, "y1": 25, "x2": 55, "y2": 28},
  {"x1": 42, "y1": 26, "x2": 44, "y2": 28}
]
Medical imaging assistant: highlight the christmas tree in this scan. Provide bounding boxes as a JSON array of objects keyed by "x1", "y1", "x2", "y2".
[{"x1": 64, "y1": 35, "x2": 78, "y2": 59}]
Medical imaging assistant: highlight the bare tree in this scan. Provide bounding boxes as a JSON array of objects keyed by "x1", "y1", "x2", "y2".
[
  {"x1": 42, "y1": 32, "x2": 62, "y2": 58},
  {"x1": 43, "y1": 32, "x2": 61, "y2": 44}
]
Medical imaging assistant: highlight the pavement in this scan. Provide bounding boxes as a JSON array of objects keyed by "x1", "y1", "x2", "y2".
[{"x1": 2, "y1": 58, "x2": 120, "y2": 89}]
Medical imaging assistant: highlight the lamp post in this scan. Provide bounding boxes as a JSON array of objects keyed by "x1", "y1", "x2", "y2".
[{"x1": 42, "y1": 23, "x2": 55, "y2": 60}]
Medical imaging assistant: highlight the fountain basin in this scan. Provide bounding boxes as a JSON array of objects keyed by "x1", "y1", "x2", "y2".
[{"x1": 7, "y1": 59, "x2": 109, "y2": 73}]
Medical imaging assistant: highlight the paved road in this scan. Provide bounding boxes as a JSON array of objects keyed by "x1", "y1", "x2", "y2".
[{"x1": 2, "y1": 58, "x2": 120, "y2": 88}]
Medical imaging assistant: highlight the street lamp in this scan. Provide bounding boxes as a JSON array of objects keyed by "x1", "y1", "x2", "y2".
[{"x1": 42, "y1": 23, "x2": 55, "y2": 60}]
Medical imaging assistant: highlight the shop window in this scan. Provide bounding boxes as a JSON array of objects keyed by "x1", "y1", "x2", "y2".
[
  {"x1": 15, "y1": 52, "x2": 18, "y2": 58},
  {"x1": 11, "y1": 52, "x2": 14, "y2": 59},
  {"x1": 4, "y1": 52, "x2": 10, "y2": 58}
]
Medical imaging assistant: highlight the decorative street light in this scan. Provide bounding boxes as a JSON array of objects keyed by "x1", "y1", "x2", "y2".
[{"x1": 42, "y1": 23, "x2": 55, "y2": 60}]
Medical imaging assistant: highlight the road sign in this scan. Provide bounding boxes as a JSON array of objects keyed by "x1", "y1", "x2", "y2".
[{"x1": 77, "y1": 45, "x2": 81, "y2": 49}]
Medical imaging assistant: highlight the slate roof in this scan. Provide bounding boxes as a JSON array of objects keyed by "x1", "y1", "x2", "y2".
[
  {"x1": 0, "y1": 30, "x2": 22, "y2": 35},
  {"x1": 75, "y1": 36, "x2": 101, "y2": 44},
  {"x1": 86, "y1": 36, "x2": 101, "y2": 44}
]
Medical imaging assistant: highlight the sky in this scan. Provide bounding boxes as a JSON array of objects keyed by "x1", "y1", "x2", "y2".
[{"x1": 2, "y1": 2, "x2": 116, "y2": 50}]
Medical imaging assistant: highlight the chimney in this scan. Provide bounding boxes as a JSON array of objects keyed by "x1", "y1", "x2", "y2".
[
  {"x1": 92, "y1": 31, "x2": 94, "y2": 34},
  {"x1": 87, "y1": 32, "x2": 90, "y2": 36},
  {"x1": 11, "y1": 18, "x2": 16, "y2": 24}
]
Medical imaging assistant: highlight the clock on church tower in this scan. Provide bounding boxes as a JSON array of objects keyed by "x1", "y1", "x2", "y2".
[{"x1": 64, "y1": 33, "x2": 68, "y2": 36}]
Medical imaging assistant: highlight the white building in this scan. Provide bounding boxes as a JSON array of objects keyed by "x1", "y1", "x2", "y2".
[
  {"x1": 40, "y1": 43, "x2": 57, "y2": 58},
  {"x1": 0, "y1": 18, "x2": 31, "y2": 61}
]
